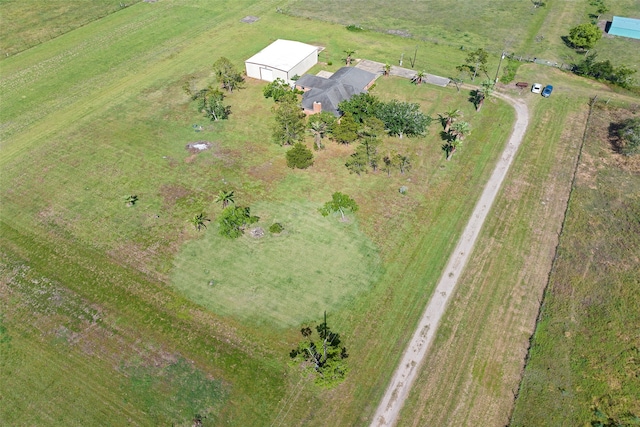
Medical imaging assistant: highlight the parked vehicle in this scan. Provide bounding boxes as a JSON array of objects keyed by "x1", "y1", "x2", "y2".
[
  {"x1": 541, "y1": 85, "x2": 553, "y2": 97},
  {"x1": 531, "y1": 83, "x2": 542, "y2": 93}
]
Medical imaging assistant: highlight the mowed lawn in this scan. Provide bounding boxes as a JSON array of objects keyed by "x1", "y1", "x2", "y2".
[
  {"x1": 172, "y1": 200, "x2": 382, "y2": 328},
  {"x1": 0, "y1": 1, "x2": 519, "y2": 425}
]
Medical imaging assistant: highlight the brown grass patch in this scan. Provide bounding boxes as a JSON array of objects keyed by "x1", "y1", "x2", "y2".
[{"x1": 160, "y1": 184, "x2": 191, "y2": 209}]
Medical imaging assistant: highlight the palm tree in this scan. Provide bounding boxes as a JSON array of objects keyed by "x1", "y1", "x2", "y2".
[
  {"x1": 396, "y1": 153, "x2": 411, "y2": 174},
  {"x1": 344, "y1": 49, "x2": 355, "y2": 66},
  {"x1": 442, "y1": 138, "x2": 462, "y2": 161},
  {"x1": 450, "y1": 121, "x2": 471, "y2": 141},
  {"x1": 215, "y1": 190, "x2": 235, "y2": 208},
  {"x1": 471, "y1": 89, "x2": 485, "y2": 111},
  {"x1": 308, "y1": 120, "x2": 328, "y2": 150},
  {"x1": 190, "y1": 213, "x2": 210, "y2": 231},
  {"x1": 412, "y1": 70, "x2": 426, "y2": 85},
  {"x1": 383, "y1": 63, "x2": 392, "y2": 77},
  {"x1": 439, "y1": 108, "x2": 462, "y2": 132}
]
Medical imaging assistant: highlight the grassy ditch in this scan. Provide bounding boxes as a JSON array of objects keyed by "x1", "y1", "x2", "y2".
[{"x1": 510, "y1": 100, "x2": 640, "y2": 426}]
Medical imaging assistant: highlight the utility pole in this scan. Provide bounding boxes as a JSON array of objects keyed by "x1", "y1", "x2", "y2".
[{"x1": 494, "y1": 51, "x2": 506, "y2": 84}]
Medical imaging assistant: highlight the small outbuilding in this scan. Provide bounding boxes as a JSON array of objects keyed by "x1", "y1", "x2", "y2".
[
  {"x1": 245, "y1": 39, "x2": 318, "y2": 83},
  {"x1": 607, "y1": 16, "x2": 640, "y2": 40}
]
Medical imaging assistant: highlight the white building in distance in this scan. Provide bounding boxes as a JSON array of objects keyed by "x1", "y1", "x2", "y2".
[{"x1": 245, "y1": 39, "x2": 318, "y2": 83}]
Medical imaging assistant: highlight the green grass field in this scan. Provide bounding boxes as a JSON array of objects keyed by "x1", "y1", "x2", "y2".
[
  {"x1": 0, "y1": 0, "x2": 142, "y2": 57},
  {"x1": 0, "y1": 1, "x2": 514, "y2": 424},
  {"x1": 510, "y1": 101, "x2": 640, "y2": 426},
  {"x1": 286, "y1": 0, "x2": 640, "y2": 73},
  {"x1": 172, "y1": 200, "x2": 382, "y2": 327},
  {"x1": 1, "y1": 0, "x2": 639, "y2": 425}
]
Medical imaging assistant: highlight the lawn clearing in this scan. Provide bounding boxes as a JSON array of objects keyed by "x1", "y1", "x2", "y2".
[{"x1": 171, "y1": 200, "x2": 381, "y2": 328}]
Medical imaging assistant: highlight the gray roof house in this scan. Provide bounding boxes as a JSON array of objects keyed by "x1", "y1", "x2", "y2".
[{"x1": 296, "y1": 67, "x2": 377, "y2": 116}]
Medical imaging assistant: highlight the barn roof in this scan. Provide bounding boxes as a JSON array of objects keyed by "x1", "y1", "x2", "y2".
[
  {"x1": 245, "y1": 39, "x2": 318, "y2": 72},
  {"x1": 608, "y1": 16, "x2": 640, "y2": 40},
  {"x1": 297, "y1": 67, "x2": 376, "y2": 116}
]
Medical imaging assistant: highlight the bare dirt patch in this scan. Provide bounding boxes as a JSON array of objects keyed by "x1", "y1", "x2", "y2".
[{"x1": 160, "y1": 184, "x2": 191, "y2": 209}]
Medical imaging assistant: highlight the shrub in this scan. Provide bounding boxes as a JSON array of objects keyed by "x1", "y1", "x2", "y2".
[
  {"x1": 217, "y1": 206, "x2": 259, "y2": 238},
  {"x1": 346, "y1": 24, "x2": 364, "y2": 32},
  {"x1": 286, "y1": 143, "x2": 314, "y2": 169},
  {"x1": 501, "y1": 59, "x2": 520, "y2": 84},
  {"x1": 269, "y1": 222, "x2": 284, "y2": 234},
  {"x1": 616, "y1": 117, "x2": 640, "y2": 156}
]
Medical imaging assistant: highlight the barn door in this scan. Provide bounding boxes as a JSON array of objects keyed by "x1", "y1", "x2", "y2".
[{"x1": 260, "y1": 68, "x2": 274, "y2": 82}]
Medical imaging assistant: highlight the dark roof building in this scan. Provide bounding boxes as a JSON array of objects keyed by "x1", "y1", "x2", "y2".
[
  {"x1": 607, "y1": 16, "x2": 640, "y2": 40},
  {"x1": 296, "y1": 67, "x2": 377, "y2": 116}
]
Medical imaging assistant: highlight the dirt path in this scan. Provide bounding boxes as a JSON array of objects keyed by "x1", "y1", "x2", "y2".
[{"x1": 371, "y1": 91, "x2": 529, "y2": 427}]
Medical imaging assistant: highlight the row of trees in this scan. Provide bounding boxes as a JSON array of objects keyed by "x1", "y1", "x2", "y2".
[
  {"x1": 271, "y1": 92, "x2": 432, "y2": 148},
  {"x1": 573, "y1": 53, "x2": 637, "y2": 89}
]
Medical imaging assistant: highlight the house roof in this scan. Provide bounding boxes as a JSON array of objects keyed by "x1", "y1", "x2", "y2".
[
  {"x1": 608, "y1": 16, "x2": 640, "y2": 40},
  {"x1": 297, "y1": 67, "x2": 376, "y2": 116},
  {"x1": 245, "y1": 39, "x2": 318, "y2": 72}
]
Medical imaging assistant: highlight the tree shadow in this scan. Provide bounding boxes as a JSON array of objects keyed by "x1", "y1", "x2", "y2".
[
  {"x1": 560, "y1": 35, "x2": 574, "y2": 49},
  {"x1": 608, "y1": 121, "x2": 625, "y2": 153}
]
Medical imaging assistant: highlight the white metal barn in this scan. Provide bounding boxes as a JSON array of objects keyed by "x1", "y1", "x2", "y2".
[{"x1": 245, "y1": 39, "x2": 318, "y2": 83}]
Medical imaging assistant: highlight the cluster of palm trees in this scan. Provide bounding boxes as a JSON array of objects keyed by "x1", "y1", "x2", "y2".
[
  {"x1": 189, "y1": 190, "x2": 235, "y2": 231},
  {"x1": 438, "y1": 109, "x2": 471, "y2": 160}
]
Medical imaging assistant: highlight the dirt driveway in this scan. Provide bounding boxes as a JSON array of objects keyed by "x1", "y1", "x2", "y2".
[{"x1": 370, "y1": 91, "x2": 529, "y2": 427}]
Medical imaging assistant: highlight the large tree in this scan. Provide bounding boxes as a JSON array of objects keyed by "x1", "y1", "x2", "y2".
[
  {"x1": 338, "y1": 93, "x2": 380, "y2": 123},
  {"x1": 567, "y1": 23, "x2": 602, "y2": 51},
  {"x1": 319, "y1": 192, "x2": 358, "y2": 220},
  {"x1": 272, "y1": 97, "x2": 306, "y2": 146},
  {"x1": 331, "y1": 112, "x2": 359, "y2": 144},
  {"x1": 196, "y1": 87, "x2": 230, "y2": 121},
  {"x1": 263, "y1": 77, "x2": 301, "y2": 102},
  {"x1": 290, "y1": 313, "x2": 348, "y2": 387},
  {"x1": 458, "y1": 48, "x2": 489, "y2": 81},
  {"x1": 375, "y1": 100, "x2": 431, "y2": 138},
  {"x1": 212, "y1": 57, "x2": 244, "y2": 92},
  {"x1": 345, "y1": 145, "x2": 369, "y2": 175},
  {"x1": 217, "y1": 206, "x2": 259, "y2": 238}
]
